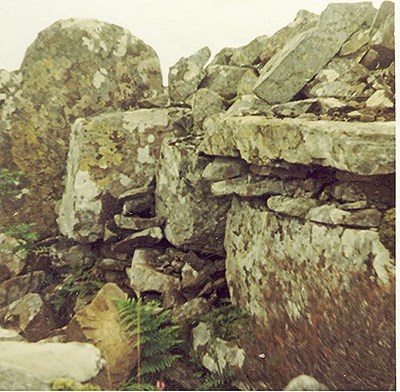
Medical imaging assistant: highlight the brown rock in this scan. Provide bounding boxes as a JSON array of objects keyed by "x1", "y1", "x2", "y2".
[
  {"x1": 66, "y1": 283, "x2": 136, "y2": 389},
  {"x1": 110, "y1": 227, "x2": 163, "y2": 254}
]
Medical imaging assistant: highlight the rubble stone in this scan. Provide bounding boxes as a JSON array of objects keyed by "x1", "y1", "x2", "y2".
[
  {"x1": 254, "y1": 2, "x2": 376, "y2": 103},
  {"x1": 110, "y1": 227, "x2": 163, "y2": 254},
  {"x1": 168, "y1": 47, "x2": 211, "y2": 104}
]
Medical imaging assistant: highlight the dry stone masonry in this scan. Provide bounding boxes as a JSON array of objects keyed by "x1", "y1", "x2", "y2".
[{"x1": 0, "y1": 1, "x2": 395, "y2": 390}]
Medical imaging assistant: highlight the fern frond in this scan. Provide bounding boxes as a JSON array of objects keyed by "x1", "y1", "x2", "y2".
[{"x1": 140, "y1": 354, "x2": 181, "y2": 376}]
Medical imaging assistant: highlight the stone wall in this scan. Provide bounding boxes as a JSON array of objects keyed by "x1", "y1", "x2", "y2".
[{"x1": 0, "y1": 1, "x2": 395, "y2": 390}]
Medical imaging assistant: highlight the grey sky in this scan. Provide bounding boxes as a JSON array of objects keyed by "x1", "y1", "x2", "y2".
[{"x1": 0, "y1": 0, "x2": 387, "y2": 83}]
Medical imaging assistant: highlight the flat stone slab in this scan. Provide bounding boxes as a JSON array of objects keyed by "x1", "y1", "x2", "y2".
[{"x1": 200, "y1": 116, "x2": 395, "y2": 176}]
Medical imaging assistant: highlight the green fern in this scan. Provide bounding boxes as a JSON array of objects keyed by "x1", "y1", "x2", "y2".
[{"x1": 114, "y1": 297, "x2": 182, "y2": 390}]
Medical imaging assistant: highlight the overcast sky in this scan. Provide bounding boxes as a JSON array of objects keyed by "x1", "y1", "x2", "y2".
[{"x1": 0, "y1": 0, "x2": 388, "y2": 82}]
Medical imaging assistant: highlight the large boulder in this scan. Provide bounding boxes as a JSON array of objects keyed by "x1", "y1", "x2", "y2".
[
  {"x1": 1, "y1": 18, "x2": 165, "y2": 238},
  {"x1": 66, "y1": 283, "x2": 136, "y2": 389},
  {"x1": 58, "y1": 108, "x2": 188, "y2": 242},
  {"x1": 254, "y1": 3, "x2": 376, "y2": 103},
  {"x1": 0, "y1": 341, "x2": 104, "y2": 383}
]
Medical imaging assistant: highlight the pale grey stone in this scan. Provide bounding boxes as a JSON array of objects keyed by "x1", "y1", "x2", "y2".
[
  {"x1": 0, "y1": 341, "x2": 105, "y2": 383},
  {"x1": 366, "y1": 90, "x2": 393, "y2": 108},
  {"x1": 168, "y1": 46, "x2": 211, "y2": 104},
  {"x1": 306, "y1": 204, "x2": 382, "y2": 228},
  {"x1": 226, "y1": 94, "x2": 272, "y2": 117},
  {"x1": 254, "y1": 2, "x2": 376, "y2": 103},
  {"x1": 0, "y1": 233, "x2": 26, "y2": 283},
  {"x1": 200, "y1": 116, "x2": 395, "y2": 176},
  {"x1": 0, "y1": 362, "x2": 48, "y2": 391},
  {"x1": 284, "y1": 374, "x2": 328, "y2": 391},
  {"x1": 267, "y1": 196, "x2": 320, "y2": 218}
]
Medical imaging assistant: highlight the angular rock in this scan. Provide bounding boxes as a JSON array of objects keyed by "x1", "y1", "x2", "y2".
[
  {"x1": 211, "y1": 176, "x2": 284, "y2": 197},
  {"x1": 366, "y1": 89, "x2": 393, "y2": 109},
  {"x1": 267, "y1": 196, "x2": 320, "y2": 219},
  {"x1": 0, "y1": 327, "x2": 25, "y2": 342},
  {"x1": 191, "y1": 88, "x2": 226, "y2": 131},
  {"x1": 192, "y1": 322, "x2": 245, "y2": 374},
  {"x1": 0, "y1": 341, "x2": 104, "y2": 383},
  {"x1": 249, "y1": 162, "x2": 310, "y2": 179},
  {"x1": 302, "y1": 58, "x2": 369, "y2": 99},
  {"x1": 226, "y1": 94, "x2": 272, "y2": 117},
  {"x1": 0, "y1": 362, "x2": 48, "y2": 391},
  {"x1": 156, "y1": 136, "x2": 232, "y2": 255},
  {"x1": 170, "y1": 297, "x2": 210, "y2": 324},
  {"x1": 168, "y1": 47, "x2": 211, "y2": 104},
  {"x1": 3, "y1": 293, "x2": 56, "y2": 342},
  {"x1": 202, "y1": 157, "x2": 248, "y2": 182},
  {"x1": 66, "y1": 283, "x2": 136, "y2": 388},
  {"x1": 0, "y1": 271, "x2": 45, "y2": 308},
  {"x1": 203, "y1": 65, "x2": 257, "y2": 100},
  {"x1": 181, "y1": 263, "x2": 199, "y2": 290},
  {"x1": 0, "y1": 233, "x2": 26, "y2": 283},
  {"x1": 110, "y1": 227, "x2": 163, "y2": 254},
  {"x1": 126, "y1": 262, "x2": 181, "y2": 307},
  {"x1": 254, "y1": 3, "x2": 376, "y2": 103},
  {"x1": 58, "y1": 108, "x2": 187, "y2": 242},
  {"x1": 369, "y1": 1, "x2": 394, "y2": 68},
  {"x1": 200, "y1": 116, "x2": 395, "y2": 176},
  {"x1": 305, "y1": 205, "x2": 382, "y2": 228},
  {"x1": 114, "y1": 215, "x2": 164, "y2": 231},
  {"x1": 1, "y1": 19, "x2": 165, "y2": 238},
  {"x1": 284, "y1": 375, "x2": 328, "y2": 391},
  {"x1": 339, "y1": 29, "x2": 370, "y2": 57},
  {"x1": 379, "y1": 208, "x2": 395, "y2": 257}
]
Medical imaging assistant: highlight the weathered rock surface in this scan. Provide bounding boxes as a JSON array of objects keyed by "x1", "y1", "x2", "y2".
[
  {"x1": 1, "y1": 18, "x2": 165, "y2": 238},
  {"x1": 0, "y1": 362, "x2": 48, "y2": 391},
  {"x1": 0, "y1": 341, "x2": 104, "y2": 383},
  {"x1": 225, "y1": 198, "x2": 394, "y2": 324},
  {"x1": 127, "y1": 253, "x2": 182, "y2": 307},
  {"x1": 114, "y1": 215, "x2": 164, "y2": 231},
  {"x1": 202, "y1": 157, "x2": 248, "y2": 182},
  {"x1": 66, "y1": 283, "x2": 136, "y2": 388},
  {"x1": 156, "y1": 136, "x2": 232, "y2": 255},
  {"x1": 0, "y1": 271, "x2": 45, "y2": 308},
  {"x1": 111, "y1": 227, "x2": 163, "y2": 254},
  {"x1": 200, "y1": 116, "x2": 395, "y2": 175},
  {"x1": 284, "y1": 374, "x2": 328, "y2": 391},
  {"x1": 3, "y1": 293, "x2": 56, "y2": 342},
  {"x1": 0, "y1": 327, "x2": 25, "y2": 342},
  {"x1": 0, "y1": 233, "x2": 26, "y2": 283},
  {"x1": 254, "y1": 3, "x2": 376, "y2": 103},
  {"x1": 203, "y1": 65, "x2": 258, "y2": 100},
  {"x1": 58, "y1": 108, "x2": 187, "y2": 242},
  {"x1": 191, "y1": 88, "x2": 226, "y2": 130},
  {"x1": 168, "y1": 47, "x2": 211, "y2": 104}
]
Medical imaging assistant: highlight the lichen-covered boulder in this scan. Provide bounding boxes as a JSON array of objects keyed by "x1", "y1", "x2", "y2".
[
  {"x1": 155, "y1": 135, "x2": 232, "y2": 255},
  {"x1": 1, "y1": 18, "x2": 165, "y2": 238},
  {"x1": 58, "y1": 108, "x2": 188, "y2": 242}
]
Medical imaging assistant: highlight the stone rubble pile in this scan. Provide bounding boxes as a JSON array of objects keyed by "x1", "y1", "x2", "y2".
[{"x1": 0, "y1": 1, "x2": 395, "y2": 390}]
